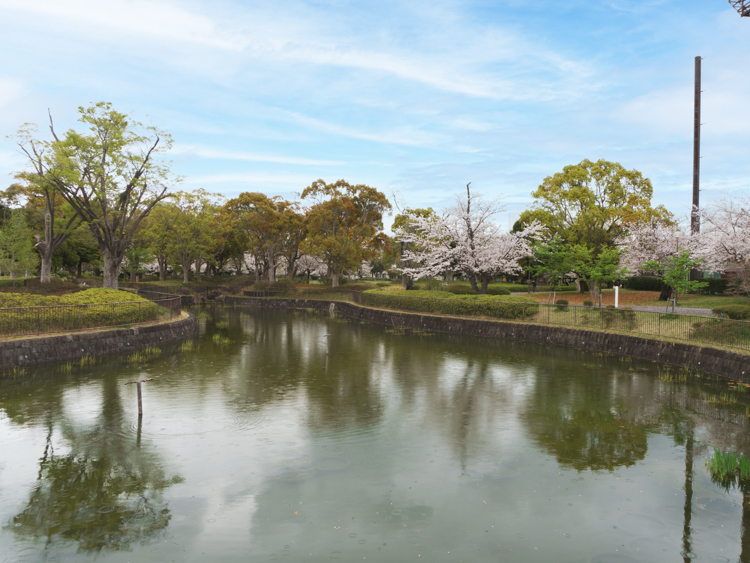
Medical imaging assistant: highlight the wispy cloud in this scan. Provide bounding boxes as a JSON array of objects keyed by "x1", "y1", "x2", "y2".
[{"x1": 172, "y1": 145, "x2": 343, "y2": 166}]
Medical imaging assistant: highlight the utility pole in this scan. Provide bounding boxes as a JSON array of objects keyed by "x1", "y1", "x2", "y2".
[{"x1": 691, "y1": 55, "x2": 701, "y2": 237}]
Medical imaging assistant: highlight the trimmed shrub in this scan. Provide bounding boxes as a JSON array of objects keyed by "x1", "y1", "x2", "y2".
[
  {"x1": 485, "y1": 286, "x2": 511, "y2": 296},
  {"x1": 555, "y1": 298, "x2": 568, "y2": 311},
  {"x1": 361, "y1": 292, "x2": 537, "y2": 320},
  {"x1": 713, "y1": 305, "x2": 750, "y2": 320},
  {"x1": 446, "y1": 284, "x2": 476, "y2": 295},
  {"x1": 376, "y1": 281, "x2": 390, "y2": 288},
  {"x1": 583, "y1": 300, "x2": 593, "y2": 307},
  {"x1": 622, "y1": 276, "x2": 662, "y2": 292},
  {"x1": 0, "y1": 289, "x2": 161, "y2": 335}
]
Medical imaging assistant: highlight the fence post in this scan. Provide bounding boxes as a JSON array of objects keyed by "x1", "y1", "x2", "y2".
[
  {"x1": 139, "y1": 301, "x2": 141, "y2": 324},
  {"x1": 112, "y1": 303, "x2": 115, "y2": 327},
  {"x1": 37, "y1": 308, "x2": 40, "y2": 335}
]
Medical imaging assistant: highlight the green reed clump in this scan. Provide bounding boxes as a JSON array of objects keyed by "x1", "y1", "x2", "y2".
[
  {"x1": 658, "y1": 366, "x2": 688, "y2": 383},
  {"x1": 1, "y1": 366, "x2": 26, "y2": 379},
  {"x1": 705, "y1": 392, "x2": 739, "y2": 406},
  {"x1": 79, "y1": 355, "x2": 98, "y2": 367},
  {"x1": 127, "y1": 346, "x2": 161, "y2": 363},
  {"x1": 212, "y1": 334, "x2": 231, "y2": 347},
  {"x1": 215, "y1": 321, "x2": 229, "y2": 329},
  {"x1": 57, "y1": 361, "x2": 73, "y2": 374},
  {"x1": 179, "y1": 340, "x2": 196, "y2": 352},
  {"x1": 707, "y1": 448, "x2": 750, "y2": 483}
]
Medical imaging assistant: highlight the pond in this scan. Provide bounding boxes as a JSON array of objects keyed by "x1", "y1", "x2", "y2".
[{"x1": 1, "y1": 307, "x2": 750, "y2": 562}]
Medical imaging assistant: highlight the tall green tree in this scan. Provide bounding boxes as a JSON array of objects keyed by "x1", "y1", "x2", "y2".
[
  {"x1": 301, "y1": 179, "x2": 391, "y2": 287},
  {"x1": 144, "y1": 190, "x2": 215, "y2": 284},
  {"x1": 21, "y1": 103, "x2": 176, "y2": 289},
  {"x1": 520, "y1": 159, "x2": 670, "y2": 291}
]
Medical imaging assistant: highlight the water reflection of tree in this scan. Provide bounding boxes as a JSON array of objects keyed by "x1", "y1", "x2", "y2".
[
  {"x1": 5, "y1": 377, "x2": 182, "y2": 553},
  {"x1": 522, "y1": 357, "x2": 658, "y2": 472}
]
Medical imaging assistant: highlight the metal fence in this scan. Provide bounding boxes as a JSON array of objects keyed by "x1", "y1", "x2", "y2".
[
  {"x1": 358, "y1": 293, "x2": 750, "y2": 353},
  {"x1": 0, "y1": 292, "x2": 181, "y2": 338}
]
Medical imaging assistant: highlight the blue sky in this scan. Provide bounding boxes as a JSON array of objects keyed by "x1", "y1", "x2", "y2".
[{"x1": 0, "y1": 0, "x2": 748, "y2": 230}]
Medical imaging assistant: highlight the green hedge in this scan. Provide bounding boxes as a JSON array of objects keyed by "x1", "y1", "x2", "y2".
[
  {"x1": 485, "y1": 286, "x2": 511, "y2": 296},
  {"x1": 0, "y1": 289, "x2": 163, "y2": 336},
  {"x1": 361, "y1": 292, "x2": 538, "y2": 319},
  {"x1": 446, "y1": 284, "x2": 476, "y2": 295},
  {"x1": 712, "y1": 305, "x2": 750, "y2": 320},
  {"x1": 622, "y1": 276, "x2": 663, "y2": 291}
]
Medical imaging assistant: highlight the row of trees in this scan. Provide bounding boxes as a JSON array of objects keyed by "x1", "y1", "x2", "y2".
[
  {"x1": 394, "y1": 160, "x2": 749, "y2": 301},
  {"x1": 5, "y1": 104, "x2": 392, "y2": 288},
  {"x1": 4, "y1": 104, "x2": 748, "y2": 295}
]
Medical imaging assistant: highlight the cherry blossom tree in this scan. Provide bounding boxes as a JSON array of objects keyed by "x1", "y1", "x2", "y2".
[
  {"x1": 701, "y1": 197, "x2": 750, "y2": 296},
  {"x1": 621, "y1": 222, "x2": 719, "y2": 300},
  {"x1": 395, "y1": 184, "x2": 539, "y2": 294}
]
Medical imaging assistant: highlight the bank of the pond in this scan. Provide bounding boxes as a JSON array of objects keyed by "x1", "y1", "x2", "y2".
[
  {"x1": 226, "y1": 296, "x2": 750, "y2": 383},
  {"x1": 0, "y1": 312, "x2": 197, "y2": 372}
]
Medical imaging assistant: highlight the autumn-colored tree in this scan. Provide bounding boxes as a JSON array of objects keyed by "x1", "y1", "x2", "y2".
[
  {"x1": 224, "y1": 193, "x2": 304, "y2": 283},
  {"x1": 301, "y1": 180, "x2": 391, "y2": 287}
]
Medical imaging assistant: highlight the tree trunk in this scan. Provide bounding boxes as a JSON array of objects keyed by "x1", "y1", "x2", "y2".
[
  {"x1": 130, "y1": 269, "x2": 136, "y2": 282},
  {"x1": 480, "y1": 275, "x2": 491, "y2": 294},
  {"x1": 467, "y1": 274, "x2": 479, "y2": 293},
  {"x1": 194, "y1": 259, "x2": 202, "y2": 281},
  {"x1": 77, "y1": 261, "x2": 82, "y2": 278},
  {"x1": 102, "y1": 251, "x2": 122, "y2": 289},
  {"x1": 659, "y1": 282, "x2": 671, "y2": 301},
  {"x1": 158, "y1": 256, "x2": 167, "y2": 281},
  {"x1": 39, "y1": 247, "x2": 53, "y2": 283},
  {"x1": 182, "y1": 255, "x2": 191, "y2": 284},
  {"x1": 267, "y1": 249, "x2": 276, "y2": 283},
  {"x1": 331, "y1": 267, "x2": 340, "y2": 288},
  {"x1": 287, "y1": 256, "x2": 296, "y2": 281},
  {"x1": 445, "y1": 271, "x2": 454, "y2": 282}
]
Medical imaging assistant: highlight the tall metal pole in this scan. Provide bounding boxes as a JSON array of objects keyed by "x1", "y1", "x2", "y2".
[{"x1": 691, "y1": 56, "x2": 701, "y2": 236}]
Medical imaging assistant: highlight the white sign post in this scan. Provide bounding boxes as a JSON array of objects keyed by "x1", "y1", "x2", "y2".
[{"x1": 615, "y1": 286, "x2": 619, "y2": 309}]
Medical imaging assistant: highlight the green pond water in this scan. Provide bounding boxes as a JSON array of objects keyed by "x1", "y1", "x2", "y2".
[{"x1": 2, "y1": 307, "x2": 750, "y2": 562}]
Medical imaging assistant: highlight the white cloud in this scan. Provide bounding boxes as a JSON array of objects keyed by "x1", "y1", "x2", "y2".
[
  {"x1": 0, "y1": 0, "x2": 248, "y2": 50},
  {"x1": 172, "y1": 145, "x2": 343, "y2": 166}
]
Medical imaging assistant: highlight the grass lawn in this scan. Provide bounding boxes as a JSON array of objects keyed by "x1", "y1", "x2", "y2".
[{"x1": 526, "y1": 288, "x2": 749, "y2": 309}]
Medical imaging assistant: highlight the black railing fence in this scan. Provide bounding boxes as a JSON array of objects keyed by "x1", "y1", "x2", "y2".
[
  {"x1": 0, "y1": 292, "x2": 181, "y2": 337},
  {"x1": 358, "y1": 293, "x2": 750, "y2": 353}
]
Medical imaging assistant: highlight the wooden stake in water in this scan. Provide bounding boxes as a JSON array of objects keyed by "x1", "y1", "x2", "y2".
[
  {"x1": 125, "y1": 378, "x2": 153, "y2": 417},
  {"x1": 325, "y1": 334, "x2": 330, "y2": 355}
]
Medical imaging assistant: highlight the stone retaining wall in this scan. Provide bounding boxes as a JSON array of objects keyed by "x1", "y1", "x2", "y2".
[
  {"x1": 0, "y1": 314, "x2": 198, "y2": 371},
  {"x1": 225, "y1": 297, "x2": 750, "y2": 382}
]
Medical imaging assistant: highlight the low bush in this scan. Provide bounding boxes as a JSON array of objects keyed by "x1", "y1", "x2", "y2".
[
  {"x1": 0, "y1": 289, "x2": 161, "y2": 335},
  {"x1": 555, "y1": 298, "x2": 568, "y2": 311},
  {"x1": 622, "y1": 276, "x2": 662, "y2": 292},
  {"x1": 583, "y1": 300, "x2": 593, "y2": 307},
  {"x1": 376, "y1": 282, "x2": 391, "y2": 288},
  {"x1": 712, "y1": 304, "x2": 750, "y2": 320},
  {"x1": 446, "y1": 284, "x2": 476, "y2": 295},
  {"x1": 485, "y1": 286, "x2": 511, "y2": 296},
  {"x1": 361, "y1": 291, "x2": 538, "y2": 319}
]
